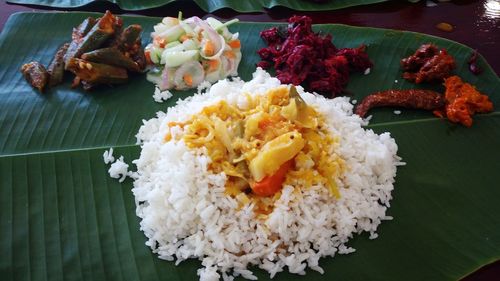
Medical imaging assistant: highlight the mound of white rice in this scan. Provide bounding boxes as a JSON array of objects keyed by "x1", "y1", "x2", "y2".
[{"x1": 130, "y1": 68, "x2": 403, "y2": 281}]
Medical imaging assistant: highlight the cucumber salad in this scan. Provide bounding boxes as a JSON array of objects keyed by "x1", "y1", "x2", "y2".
[{"x1": 145, "y1": 14, "x2": 242, "y2": 90}]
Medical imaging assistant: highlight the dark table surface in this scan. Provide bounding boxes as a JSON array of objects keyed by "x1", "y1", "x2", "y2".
[{"x1": 0, "y1": 0, "x2": 498, "y2": 280}]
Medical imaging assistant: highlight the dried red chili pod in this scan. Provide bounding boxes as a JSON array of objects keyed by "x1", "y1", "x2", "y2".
[
  {"x1": 355, "y1": 89, "x2": 445, "y2": 118},
  {"x1": 467, "y1": 50, "x2": 483, "y2": 75}
]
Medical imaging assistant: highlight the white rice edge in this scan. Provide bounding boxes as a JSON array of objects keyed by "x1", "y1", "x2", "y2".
[
  {"x1": 103, "y1": 147, "x2": 115, "y2": 164},
  {"x1": 107, "y1": 155, "x2": 130, "y2": 183},
  {"x1": 128, "y1": 68, "x2": 403, "y2": 280},
  {"x1": 153, "y1": 87, "x2": 173, "y2": 103}
]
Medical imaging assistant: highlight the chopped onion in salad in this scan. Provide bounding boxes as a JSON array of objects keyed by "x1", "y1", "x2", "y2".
[{"x1": 146, "y1": 13, "x2": 242, "y2": 90}]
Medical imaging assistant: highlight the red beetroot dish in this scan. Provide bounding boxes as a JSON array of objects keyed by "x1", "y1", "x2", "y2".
[{"x1": 257, "y1": 15, "x2": 372, "y2": 98}]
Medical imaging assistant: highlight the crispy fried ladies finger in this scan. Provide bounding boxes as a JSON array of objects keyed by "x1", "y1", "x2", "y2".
[
  {"x1": 72, "y1": 17, "x2": 96, "y2": 41},
  {"x1": 64, "y1": 11, "x2": 122, "y2": 66},
  {"x1": 131, "y1": 48, "x2": 146, "y2": 71},
  {"x1": 81, "y1": 47, "x2": 141, "y2": 72},
  {"x1": 66, "y1": 58, "x2": 128, "y2": 85},
  {"x1": 114, "y1": 25, "x2": 146, "y2": 71},
  {"x1": 21, "y1": 62, "x2": 49, "y2": 92},
  {"x1": 64, "y1": 17, "x2": 96, "y2": 65},
  {"x1": 114, "y1": 24, "x2": 142, "y2": 50},
  {"x1": 48, "y1": 43, "x2": 70, "y2": 87}
]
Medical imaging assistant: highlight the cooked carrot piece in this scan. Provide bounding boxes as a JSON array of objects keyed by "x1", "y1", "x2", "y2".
[
  {"x1": 251, "y1": 160, "x2": 293, "y2": 197},
  {"x1": 183, "y1": 73, "x2": 193, "y2": 87},
  {"x1": 207, "y1": 59, "x2": 220, "y2": 72},
  {"x1": 179, "y1": 34, "x2": 191, "y2": 42},
  {"x1": 224, "y1": 50, "x2": 236, "y2": 59},
  {"x1": 203, "y1": 40, "x2": 215, "y2": 56},
  {"x1": 228, "y1": 39, "x2": 241, "y2": 49}
]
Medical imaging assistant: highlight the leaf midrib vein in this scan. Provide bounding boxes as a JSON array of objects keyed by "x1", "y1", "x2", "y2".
[{"x1": 0, "y1": 144, "x2": 139, "y2": 159}]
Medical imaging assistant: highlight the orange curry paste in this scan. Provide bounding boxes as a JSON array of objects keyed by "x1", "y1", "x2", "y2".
[{"x1": 434, "y1": 76, "x2": 493, "y2": 127}]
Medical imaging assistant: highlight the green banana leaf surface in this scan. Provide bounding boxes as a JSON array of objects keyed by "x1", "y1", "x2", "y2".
[
  {"x1": 1, "y1": 12, "x2": 499, "y2": 281},
  {"x1": 5, "y1": 0, "x2": 388, "y2": 12},
  {"x1": 195, "y1": 0, "x2": 388, "y2": 12}
]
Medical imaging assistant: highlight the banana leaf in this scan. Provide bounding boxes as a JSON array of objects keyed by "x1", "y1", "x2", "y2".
[
  {"x1": 5, "y1": 0, "x2": 389, "y2": 12},
  {"x1": 5, "y1": 0, "x2": 176, "y2": 10},
  {"x1": 0, "y1": 12, "x2": 499, "y2": 281},
  {"x1": 195, "y1": 0, "x2": 389, "y2": 12}
]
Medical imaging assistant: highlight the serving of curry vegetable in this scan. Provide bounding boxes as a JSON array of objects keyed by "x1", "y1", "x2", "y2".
[{"x1": 165, "y1": 86, "x2": 344, "y2": 214}]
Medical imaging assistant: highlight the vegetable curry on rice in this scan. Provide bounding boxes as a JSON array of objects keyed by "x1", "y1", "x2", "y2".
[{"x1": 164, "y1": 86, "x2": 345, "y2": 215}]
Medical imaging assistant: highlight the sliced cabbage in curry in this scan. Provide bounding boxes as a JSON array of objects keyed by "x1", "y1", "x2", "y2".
[{"x1": 164, "y1": 86, "x2": 344, "y2": 211}]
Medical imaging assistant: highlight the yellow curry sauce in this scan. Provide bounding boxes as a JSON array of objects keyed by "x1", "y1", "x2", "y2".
[{"x1": 164, "y1": 86, "x2": 344, "y2": 215}]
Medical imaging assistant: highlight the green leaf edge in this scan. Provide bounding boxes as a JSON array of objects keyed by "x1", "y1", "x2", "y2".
[{"x1": 6, "y1": 0, "x2": 395, "y2": 12}]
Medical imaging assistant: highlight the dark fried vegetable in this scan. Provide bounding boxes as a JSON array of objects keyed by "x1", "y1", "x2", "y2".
[
  {"x1": 64, "y1": 11, "x2": 122, "y2": 66},
  {"x1": 65, "y1": 17, "x2": 97, "y2": 66},
  {"x1": 401, "y1": 44, "x2": 455, "y2": 84},
  {"x1": 401, "y1": 44, "x2": 438, "y2": 72},
  {"x1": 72, "y1": 17, "x2": 96, "y2": 41},
  {"x1": 114, "y1": 24, "x2": 142, "y2": 50},
  {"x1": 113, "y1": 24, "x2": 146, "y2": 71},
  {"x1": 20, "y1": 62, "x2": 49, "y2": 92},
  {"x1": 355, "y1": 89, "x2": 445, "y2": 118},
  {"x1": 22, "y1": 11, "x2": 144, "y2": 92},
  {"x1": 81, "y1": 47, "x2": 141, "y2": 72},
  {"x1": 103, "y1": 17, "x2": 124, "y2": 47},
  {"x1": 131, "y1": 48, "x2": 147, "y2": 71},
  {"x1": 47, "y1": 43, "x2": 70, "y2": 87},
  {"x1": 66, "y1": 58, "x2": 128, "y2": 85}
]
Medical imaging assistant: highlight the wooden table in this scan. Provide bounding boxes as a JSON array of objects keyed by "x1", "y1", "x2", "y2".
[{"x1": 0, "y1": 0, "x2": 498, "y2": 280}]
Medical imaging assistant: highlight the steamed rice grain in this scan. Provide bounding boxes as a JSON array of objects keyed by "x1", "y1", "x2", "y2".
[{"x1": 130, "y1": 68, "x2": 403, "y2": 280}]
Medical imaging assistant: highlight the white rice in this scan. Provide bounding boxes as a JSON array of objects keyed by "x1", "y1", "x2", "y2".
[
  {"x1": 152, "y1": 87, "x2": 173, "y2": 103},
  {"x1": 129, "y1": 68, "x2": 403, "y2": 280},
  {"x1": 108, "y1": 155, "x2": 129, "y2": 183},
  {"x1": 103, "y1": 147, "x2": 115, "y2": 164},
  {"x1": 104, "y1": 148, "x2": 138, "y2": 182}
]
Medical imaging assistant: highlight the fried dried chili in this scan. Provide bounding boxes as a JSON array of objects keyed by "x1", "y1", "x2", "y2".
[
  {"x1": 401, "y1": 44, "x2": 455, "y2": 84},
  {"x1": 355, "y1": 89, "x2": 445, "y2": 118},
  {"x1": 257, "y1": 15, "x2": 372, "y2": 97},
  {"x1": 433, "y1": 76, "x2": 493, "y2": 127}
]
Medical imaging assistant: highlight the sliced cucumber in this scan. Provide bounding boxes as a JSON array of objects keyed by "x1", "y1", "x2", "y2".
[
  {"x1": 161, "y1": 17, "x2": 179, "y2": 28},
  {"x1": 152, "y1": 17, "x2": 179, "y2": 35},
  {"x1": 180, "y1": 21, "x2": 195, "y2": 36},
  {"x1": 156, "y1": 25, "x2": 185, "y2": 43},
  {"x1": 182, "y1": 39, "x2": 198, "y2": 51},
  {"x1": 160, "y1": 45, "x2": 186, "y2": 65},
  {"x1": 162, "y1": 50, "x2": 199, "y2": 68},
  {"x1": 151, "y1": 48, "x2": 163, "y2": 64},
  {"x1": 206, "y1": 17, "x2": 223, "y2": 30},
  {"x1": 174, "y1": 61, "x2": 205, "y2": 90},
  {"x1": 153, "y1": 23, "x2": 169, "y2": 35},
  {"x1": 164, "y1": 41, "x2": 181, "y2": 49}
]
